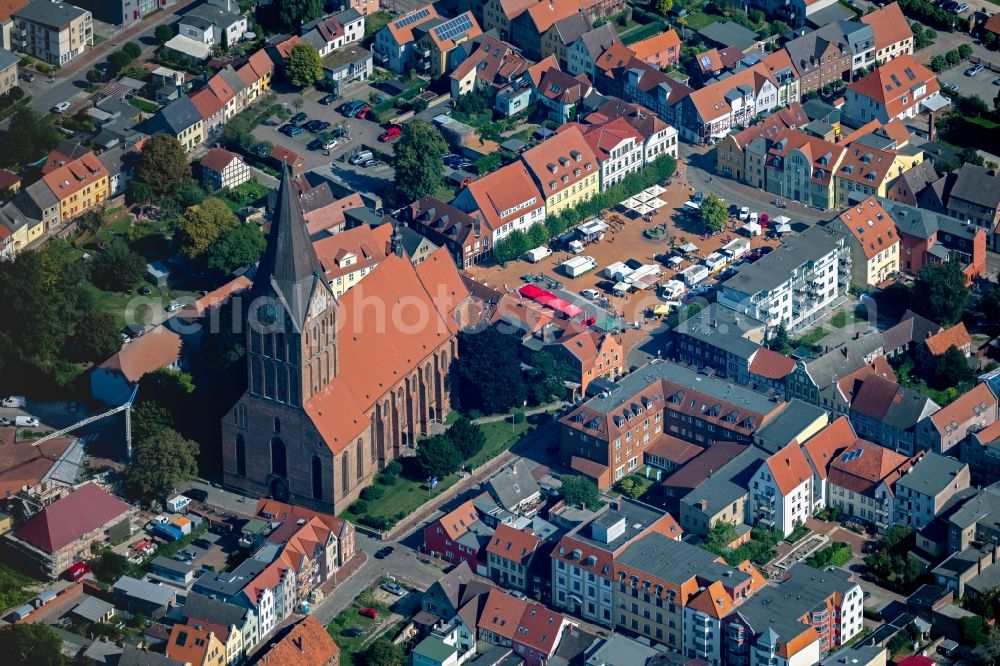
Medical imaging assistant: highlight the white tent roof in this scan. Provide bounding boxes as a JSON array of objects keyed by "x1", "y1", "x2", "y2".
[
  {"x1": 776, "y1": 223, "x2": 792, "y2": 233},
  {"x1": 621, "y1": 197, "x2": 639, "y2": 209},
  {"x1": 634, "y1": 191, "x2": 653, "y2": 203},
  {"x1": 646, "y1": 184, "x2": 666, "y2": 196},
  {"x1": 773, "y1": 215, "x2": 791, "y2": 226},
  {"x1": 648, "y1": 197, "x2": 667, "y2": 209}
]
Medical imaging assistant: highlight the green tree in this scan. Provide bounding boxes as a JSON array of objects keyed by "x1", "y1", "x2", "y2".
[
  {"x1": 278, "y1": 0, "x2": 324, "y2": 31},
  {"x1": 0, "y1": 623, "x2": 64, "y2": 666},
  {"x1": 109, "y1": 50, "x2": 134, "y2": 73},
  {"x1": 475, "y1": 153, "x2": 501, "y2": 175},
  {"x1": 206, "y1": 223, "x2": 265, "y2": 274},
  {"x1": 92, "y1": 548, "x2": 130, "y2": 584},
  {"x1": 91, "y1": 239, "x2": 146, "y2": 292},
  {"x1": 132, "y1": 402, "x2": 174, "y2": 443},
  {"x1": 176, "y1": 197, "x2": 240, "y2": 259},
  {"x1": 140, "y1": 368, "x2": 195, "y2": 413},
  {"x1": 932, "y1": 345, "x2": 975, "y2": 389},
  {"x1": 957, "y1": 43, "x2": 973, "y2": 59},
  {"x1": 124, "y1": 427, "x2": 199, "y2": 506},
  {"x1": 3, "y1": 107, "x2": 61, "y2": 167},
  {"x1": 72, "y1": 310, "x2": 122, "y2": 362},
  {"x1": 365, "y1": 639, "x2": 404, "y2": 666},
  {"x1": 525, "y1": 350, "x2": 571, "y2": 405},
  {"x1": 155, "y1": 25, "x2": 174, "y2": 44},
  {"x1": 127, "y1": 180, "x2": 154, "y2": 205},
  {"x1": 415, "y1": 434, "x2": 461, "y2": 479},
  {"x1": 546, "y1": 214, "x2": 567, "y2": 238},
  {"x1": 447, "y1": 416, "x2": 486, "y2": 458},
  {"x1": 526, "y1": 222, "x2": 549, "y2": 248},
  {"x1": 930, "y1": 54, "x2": 947, "y2": 72},
  {"x1": 700, "y1": 193, "x2": 727, "y2": 233},
  {"x1": 457, "y1": 328, "x2": 527, "y2": 414},
  {"x1": 134, "y1": 134, "x2": 190, "y2": 196},
  {"x1": 769, "y1": 323, "x2": 792, "y2": 354},
  {"x1": 911, "y1": 258, "x2": 968, "y2": 325},
  {"x1": 946, "y1": 49, "x2": 961, "y2": 66},
  {"x1": 655, "y1": 0, "x2": 673, "y2": 15},
  {"x1": 616, "y1": 477, "x2": 644, "y2": 499},
  {"x1": 390, "y1": 120, "x2": 447, "y2": 204},
  {"x1": 284, "y1": 43, "x2": 324, "y2": 87},
  {"x1": 492, "y1": 229, "x2": 529, "y2": 264},
  {"x1": 561, "y1": 475, "x2": 600, "y2": 509},
  {"x1": 86, "y1": 68, "x2": 104, "y2": 84},
  {"x1": 960, "y1": 616, "x2": 989, "y2": 647},
  {"x1": 123, "y1": 41, "x2": 142, "y2": 59}
]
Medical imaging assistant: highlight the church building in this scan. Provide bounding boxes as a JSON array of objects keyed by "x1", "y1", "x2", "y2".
[{"x1": 221, "y1": 168, "x2": 468, "y2": 513}]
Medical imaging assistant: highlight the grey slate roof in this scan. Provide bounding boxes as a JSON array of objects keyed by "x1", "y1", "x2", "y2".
[
  {"x1": 24, "y1": 179, "x2": 59, "y2": 212},
  {"x1": 879, "y1": 198, "x2": 979, "y2": 243},
  {"x1": 576, "y1": 23, "x2": 619, "y2": 61},
  {"x1": 336, "y1": 7, "x2": 363, "y2": 24},
  {"x1": 0, "y1": 48, "x2": 18, "y2": 71},
  {"x1": 896, "y1": 452, "x2": 967, "y2": 497},
  {"x1": 183, "y1": 591, "x2": 251, "y2": 627},
  {"x1": 193, "y1": 558, "x2": 267, "y2": 599},
  {"x1": 682, "y1": 445, "x2": 769, "y2": 516},
  {"x1": 882, "y1": 310, "x2": 941, "y2": 352},
  {"x1": 722, "y1": 224, "x2": 844, "y2": 297},
  {"x1": 113, "y1": 576, "x2": 176, "y2": 607},
  {"x1": 584, "y1": 633, "x2": 660, "y2": 666},
  {"x1": 947, "y1": 483, "x2": 1000, "y2": 531},
  {"x1": 672, "y1": 302, "x2": 764, "y2": 361},
  {"x1": 617, "y1": 532, "x2": 721, "y2": 584},
  {"x1": 894, "y1": 160, "x2": 939, "y2": 196},
  {"x1": 968, "y1": 561, "x2": 1000, "y2": 597},
  {"x1": 698, "y1": 21, "x2": 758, "y2": 51},
  {"x1": 568, "y1": 497, "x2": 666, "y2": 554},
  {"x1": 183, "y1": 4, "x2": 245, "y2": 30},
  {"x1": 485, "y1": 459, "x2": 540, "y2": 513},
  {"x1": 804, "y1": 330, "x2": 885, "y2": 389},
  {"x1": 552, "y1": 11, "x2": 591, "y2": 46},
  {"x1": 72, "y1": 595, "x2": 115, "y2": 623},
  {"x1": 949, "y1": 163, "x2": 1000, "y2": 209},
  {"x1": 13, "y1": 1, "x2": 88, "y2": 27},
  {"x1": 755, "y1": 399, "x2": 828, "y2": 453},
  {"x1": 156, "y1": 95, "x2": 202, "y2": 134},
  {"x1": 584, "y1": 359, "x2": 779, "y2": 417},
  {"x1": 252, "y1": 167, "x2": 328, "y2": 333},
  {"x1": 118, "y1": 645, "x2": 187, "y2": 666}
]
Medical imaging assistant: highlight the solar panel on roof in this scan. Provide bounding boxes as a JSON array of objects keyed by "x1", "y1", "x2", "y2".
[
  {"x1": 394, "y1": 7, "x2": 430, "y2": 29},
  {"x1": 700, "y1": 55, "x2": 711, "y2": 68},
  {"x1": 434, "y1": 14, "x2": 473, "y2": 42}
]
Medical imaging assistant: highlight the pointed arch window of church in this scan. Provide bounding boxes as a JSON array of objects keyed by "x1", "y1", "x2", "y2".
[
  {"x1": 341, "y1": 454, "x2": 349, "y2": 494},
  {"x1": 356, "y1": 439, "x2": 363, "y2": 481},
  {"x1": 312, "y1": 456, "x2": 323, "y2": 500},
  {"x1": 271, "y1": 437, "x2": 287, "y2": 478},
  {"x1": 236, "y1": 435, "x2": 246, "y2": 476}
]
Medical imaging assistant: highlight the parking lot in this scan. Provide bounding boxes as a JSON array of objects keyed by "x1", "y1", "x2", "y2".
[
  {"x1": 938, "y1": 58, "x2": 1000, "y2": 103},
  {"x1": 252, "y1": 82, "x2": 398, "y2": 173}
]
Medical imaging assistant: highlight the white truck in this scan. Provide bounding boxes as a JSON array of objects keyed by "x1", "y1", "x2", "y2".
[
  {"x1": 680, "y1": 264, "x2": 709, "y2": 286},
  {"x1": 167, "y1": 495, "x2": 191, "y2": 513},
  {"x1": 524, "y1": 246, "x2": 552, "y2": 263},
  {"x1": 562, "y1": 255, "x2": 597, "y2": 278}
]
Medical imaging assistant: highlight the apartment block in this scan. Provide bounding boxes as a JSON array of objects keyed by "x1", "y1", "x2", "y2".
[{"x1": 13, "y1": 1, "x2": 92, "y2": 65}]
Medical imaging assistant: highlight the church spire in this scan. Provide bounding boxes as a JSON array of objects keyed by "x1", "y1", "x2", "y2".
[{"x1": 253, "y1": 166, "x2": 325, "y2": 331}]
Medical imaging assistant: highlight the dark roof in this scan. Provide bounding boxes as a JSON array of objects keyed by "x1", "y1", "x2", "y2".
[
  {"x1": 156, "y1": 95, "x2": 202, "y2": 134},
  {"x1": 14, "y1": 483, "x2": 131, "y2": 554},
  {"x1": 698, "y1": 21, "x2": 758, "y2": 51},
  {"x1": 722, "y1": 225, "x2": 844, "y2": 297},
  {"x1": 183, "y1": 591, "x2": 251, "y2": 627},
  {"x1": 13, "y1": 1, "x2": 87, "y2": 27},
  {"x1": 0, "y1": 48, "x2": 18, "y2": 71},
  {"x1": 682, "y1": 445, "x2": 769, "y2": 515},
  {"x1": 117, "y1": 645, "x2": 187, "y2": 666},
  {"x1": 485, "y1": 459, "x2": 540, "y2": 512},
  {"x1": 617, "y1": 532, "x2": 721, "y2": 583},
  {"x1": 896, "y1": 452, "x2": 967, "y2": 496},
  {"x1": 882, "y1": 310, "x2": 941, "y2": 352},
  {"x1": 252, "y1": 167, "x2": 328, "y2": 333},
  {"x1": 755, "y1": 400, "x2": 828, "y2": 453},
  {"x1": 577, "y1": 23, "x2": 619, "y2": 60},
  {"x1": 672, "y1": 302, "x2": 763, "y2": 361},
  {"x1": 661, "y1": 441, "x2": 749, "y2": 495},
  {"x1": 949, "y1": 163, "x2": 1000, "y2": 209}
]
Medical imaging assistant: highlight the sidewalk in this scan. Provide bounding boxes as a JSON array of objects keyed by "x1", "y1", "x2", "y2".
[
  {"x1": 471, "y1": 401, "x2": 566, "y2": 424},
  {"x1": 57, "y1": 0, "x2": 201, "y2": 80}
]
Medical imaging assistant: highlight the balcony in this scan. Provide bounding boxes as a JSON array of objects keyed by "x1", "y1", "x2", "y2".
[
  {"x1": 759, "y1": 517, "x2": 775, "y2": 529},
  {"x1": 372, "y1": 49, "x2": 389, "y2": 64}
]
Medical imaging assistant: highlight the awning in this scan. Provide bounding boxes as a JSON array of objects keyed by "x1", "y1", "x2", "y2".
[
  {"x1": 649, "y1": 197, "x2": 668, "y2": 209},
  {"x1": 613, "y1": 281, "x2": 630, "y2": 293},
  {"x1": 519, "y1": 284, "x2": 545, "y2": 299},
  {"x1": 742, "y1": 222, "x2": 761, "y2": 235},
  {"x1": 652, "y1": 304, "x2": 670, "y2": 316},
  {"x1": 921, "y1": 91, "x2": 952, "y2": 113},
  {"x1": 680, "y1": 242, "x2": 699, "y2": 254},
  {"x1": 634, "y1": 273, "x2": 660, "y2": 289},
  {"x1": 776, "y1": 223, "x2": 792, "y2": 233},
  {"x1": 773, "y1": 215, "x2": 791, "y2": 226},
  {"x1": 645, "y1": 184, "x2": 666, "y2": 196}
]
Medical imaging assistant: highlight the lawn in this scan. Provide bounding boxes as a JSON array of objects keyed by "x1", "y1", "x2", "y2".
[
  {"x1": 221, "y1": 180, "x2": 269, "y2": 210},
  {"x1": 795, "y1": 327, "x2": 829, "y2": 346},
  {"x1": 327, "y1": 583, "x2": 401, "y2": 666},
  {"x1": 830, "y1": 311, "x2": 863, "y2": 328},
  {"x1": 364, "y1": 11, "x2": 393, "y2": 42},
  {"x1": 0, "y1": 563, "x2": 38, "y2": 612},
  {"x1": 340, "y1": 470, "x2": 462, "y2": 528},
  {"x1": 621, "y1": 21, "x2": 666, "y2": 45},
  {"x1": 468, "y1": 417, "x2": 532, "y2": 468},
  {"x1": 83, "y1": 282, "x2": 141, "y2": 329},
  {"x1": 128, "y1": 97, "x2": 161, "y2": 114},
  {"x1": 680, "y1": 11, "x2": 720, "y2": 30},
  {"x1": 786, "y1": 523, "x2": 810, "y2": 543}
]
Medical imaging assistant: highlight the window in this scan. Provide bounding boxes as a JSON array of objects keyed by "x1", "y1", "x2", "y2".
[
  {"x1": 271, "y1": 438, "x2": 287, "y2": 477},
  {"x1": 312, "y1": 456, "x2": 323, "y2": 500},
  {"x1": 235, "y1": 435, "x2": 246, "y2": 476}
]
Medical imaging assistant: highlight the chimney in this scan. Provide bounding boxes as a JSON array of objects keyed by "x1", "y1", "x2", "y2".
[
  {"x1": 699, "y1": 499, "x2": 708, "y2": 511},
  {"x1": 842, "y1": 347, "x2": 849, "y2": 360}
]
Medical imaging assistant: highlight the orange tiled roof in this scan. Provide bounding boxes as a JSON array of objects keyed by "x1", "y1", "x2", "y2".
[
  {"x1": 486, "y1": 523, "x2": 543, "y2": 564},
  {"x1": 312, "y1": 223, "x2": 389, "y2": 281},
  {"x1": 304, "y1": 193, "x2": 365, "y2": 236},
  {"x1": 749, "y1": 347, "x2": 797, "y2": 379},
  {"x1": 166, "y1": 623, "x2": 215, "y2": 666},
  {"x1": 527, "y1": 0, "x2": 583, "y2": 33},
  {"x1": 687, "y1": 63, "x2": 776, "y2": 122},
  {"x1": 686, "y1": 580, "x2": 733, "y2": 618},
  {"x1": 479, "y1": 588, "x2": 526, "y2": 640},
  {"x1": 828, "y1": 438, "x2": 911, "y2": 496},
  {"x1": 274, "y1": 36, "x2": 303, "y2": 60},
  {"x1": 628, "y1": 30, "x2": 680, "y2": 62},
  {"x1": 459, "y1": 161, "x2": 544, "y2": 231},
  {"x1": 41, "y1": 151, "x2": 108, "y2": 202},
  {"x1": 860, "y1": 2, "x2": 913, "y2": 52},
  {"x1": 924, "y1": 322, "x2": 971, "y2": 357},
  {"x1": 499, "y1": 0, "x2": 537, "y2": 20},
  {"x1": 575, "y1": 116, "x2": 643, "y2": 162},
  {"x1": 436, "y1": 498, "x2": 479, "y2": 541},
  {"x1": 386, "y1": 4, "x2": 439, "y2": 44},
  {"x1": 201, "y1": 147, "x2": 241, "y2": 173},
  {"x1": 929, "y1": 382, "x2": 996, "y2": 433},
  {"x1": 767, "y1": 442, "x2": 813, "y2": 495},
  {"x1": 837, "y1": 196, "x2": 898, "y2": 260},
  {"x1": 0, "y1": 0, "x2": 25, "y2": 20},
  {"x1": 97, "y1": 325, "x2": 182, "y2": 383},
  {"x1": 521, "y1": 125, "x2": 598, "y2": 198},
  {"x1": 848, "y1": 55, "x2": 938, "y2": 119},
  {"x1": 426, "y1": 11, "x2": 481, "y2": 50},
  {"x1": 256, "y1": 616, "x2": 339, "y2": 666},
  {"x1": 802, "y1": 416, "x2": 857, "y2": 480}
]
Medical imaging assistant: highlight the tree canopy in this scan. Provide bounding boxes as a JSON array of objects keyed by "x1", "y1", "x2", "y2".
[
  {"x1": 0, "y1": 623, "x2": 64, "y2": 666},
  {"x1": 176, "y1": 197, "x2": 240, "y2": 259},
  {"x1": 206, "y1": 223, "x2": 265, "y2": 274},
  {"x1": 134, "y1": 134, "x2": 190, "y2": 196},
  {"x1": 91, "y1": 239, "x2": 147, "y2": 292},
  {"x1": 457, "y1": 328, "x2": 527, "y2": 414},
  {"x1": 700, "y1": 194, "x2": 728, "y2": 233},
  {"x1": 911, "y1": 257, "x2": 968, "y2": 325},
  {"x1": 2, "y1": 108, "x2": 61, "y2": 168},
  {"x1": 390, "y1": 120, "x2": 447, "y2": 205},
  {"x1": 447, "y1": 416, "x2": 486, "y2": 458},
  {"x1": 124, "y1": 426, "x2": 199, "y2": 506},
  {"x1": 415, "y1": 435, "x2": 461, "y2": 480},
  {"x1": 284, "y1": 44, "x2": 324, "y2": 87},
  {"x1": 365, "y1": 639, "x2": 404, "y2": 666},
  {"x1": 931, "y1": 345, "x2": 975, "y2": 389},
  {"x1": 72, "y1": 310, "x2": 122, "y2": 363},
  {"x1": 155, "y1": 24, "x2": 174, "y2": 43},
  {"x1": 276, "y1": 0, "x2": 323, "y2": 32},
  {"x1": 560, "y1": 475, "x2": 600, "y2": 510}
]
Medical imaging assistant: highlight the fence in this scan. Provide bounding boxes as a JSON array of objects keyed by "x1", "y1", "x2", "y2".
[{"x1": 969, "y1": 55, "x2": 1000, "y2": 72}]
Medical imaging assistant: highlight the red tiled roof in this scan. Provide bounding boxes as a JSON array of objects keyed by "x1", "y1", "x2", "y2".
[
  {"x1": 255, "y1": 498, "x2": 349, "y2": 537},
  {"x1": 269, "y1": 145, "x2": 304, "y2": 168},
  {"x1": 15, "y1": 483, "x2": 131, "y2": 554},
  {"x1": 661, "y1": 441, "x2": 747, "y2": 490},
  {"x1": 256, "y1": 616, "x2": 340, "y2": 666},
  {"x1": 200, "y1": 147, "x2": 240, "y2": 174},
  {"x1": 749, "y1": 347, "x2": 797, "y2": 379},
  {"x1": 924, "y1": 322, "x2": 971, "y2": 357},
  {"x1": 458, "y1": 161, "x2": 543, "y2": 231},
  {"x1": 686, "y1": 580, "x2": 733, "y2": 618},
  {"x1": 486, "y1": 524, "x2": 543, "y2": 564},
  {"x1": 312, "y1": 224, "x2": 389, "y2": 281},
  {"x1": 435, "y1": 499, "x2": 479, "y2": 541},
  {"x1": 42, "y1": 152, "x2": 108, "y2": 203},
  {"x1": 645, "y1": 433, "x2": 704, "y2": 466},
  {"x1": 929, "y1": 382, "x2": 996, "y2": 433},
  {"x1": 0, "y1": 169, "x2": 21, "y2": 190},
  {"x1": 860, "y1": 2, "x2": 913, "y2": 52},
  {"x1": 828, "y1": 439, "x2": 910, "y2": 496},
  {"x1": 837, "y1": 196, "x2": 898, "y2": 260},
  {"x1": 767, "y1": 442, "x2": 813, "y2": 495},
  {"x1": 97, "y1": 325, "x2": 182, "y2": 383},
  {"x1": 847, "y1": 55, "x2": 938, "y2": 119},
  {"x1": 802, "y1": 416, "x2": 857, "y2": 480},
  {"x1": 521, "y1": 125, "x2": 598, "y2": 198},
  {"x1": 479, "y1": 588, "x2": 526, "y2": 640},
  {"x1": 628, "y1": 30, "x2": 680, "y2": 62}
]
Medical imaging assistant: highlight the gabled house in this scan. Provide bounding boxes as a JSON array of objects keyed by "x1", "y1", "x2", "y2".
[
  {"x1": 883, "y1": 198, "x2": 987, "y2": 283},
  {"x1": 802, "y1": 416, "x2": 859, "y2": 510},
  {"x1": 484, "y1": 460, "x2": 542, "y2": 516},
  {"x1": 943, "y1": 164, "x2": 1000, "y2": 251},
  {"x1": 748, "y1": 442, "x2": 814, "y2": 536},
  {"x1": 449, "y1": 35, "x2": 532, "y2": 99},
  {"x1": 761, "y1": 128, "x2": 846, "y2": 210},
  {"x1": 680, "y1": 63, "x2": 779, "y2": 143},
  {"x1": 520, "y1": 124, "x2": 599, "y2": 215},
  {"x1": 565, "y1": 22, "x2": 619, "y2": 79},
  {"x1": 182, "y1": 592, "x2": 258, "y2": 664},
  {"x1": 485, "y1": 523, "x2": 543, "y2": 592},
  {"x1": 715, "y1": 102, "x2": 808, "y2": 187},
  {"x1": 533, "y1": 66, "x2": 592, "y2": 123},
  {"x1": 478, "y1": 588, "x2": 572, "y2": 666},
  {"x1": 146, "y1": 94, "x2": 204, "y2": 151},
  {"x1": 628, "y1": 30, "x2": 680, "y2": 70},
  {"x1": 299, "y1": 9, "x2": 364, "y2": 57},
  {"x1": 540, "y1": 10, "x2": 591, "y2": 67},
  {"x1": 893, "y1": 452, "x2": 970, "y2": 530},
  {"x1": 828, "y1": 196, "x2": 900, "y2": 286},
  {"x1": 860, "y1": 2, "x2": 914, "y2": 65},
  {"x1": 827, "y1": 438, "x2": 915, "y2": 529},
  {"x1": 253, "y1": 616, "x2": 339, "y2": 666},
  {"x1": 413, "y1": 11, "x2": 482, "y2": 78},
  {"x1": 403, "y1": 196, "x2": 492, "y2": 268},
  {"x1": 847, "y1": 373, "x2": 938, "y2": 455},
  {"x1": 91, "y1": 325, "x2": 183, "y2": 405},
  {"x1": 563, "y1": 116, "x2": 643, "y2": 189},
  {"x1": 200, "y1": 148, "x2": 250, "y2": 191},
  {"x1": 452, "y1": 161, "x2": 545, "y2": 242},
  {"x1": 177, "y1": 4, "x2": 247, "y2": 48},
  {"x1": 843, "y1": 55, "x2": 943, "y2": 125},
  {"x1": 917, "y1": 321, "x2": 972, "y2": 372},
  {"x1": 593, "y1": 97, "x2": 679, "y2": 162},
  {"x1": 423, "y1": 499, "x2": 494, "y2": 571},
  {"x1": 166, "y1": 622, "x2": 226, "y2": 666},
  {"x1": 236, "y1": 49, "x2": 274, "y2": 103}
]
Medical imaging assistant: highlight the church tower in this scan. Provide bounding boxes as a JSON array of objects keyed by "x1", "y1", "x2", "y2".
[{"x1": 247, "y1": 167, "x2": 337, "y2": 407}]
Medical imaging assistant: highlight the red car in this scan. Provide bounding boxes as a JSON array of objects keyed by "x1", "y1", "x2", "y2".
[
  {"x1": 379, "y1": 125, "x2": 401, "y2": 142},
  {"x1": 354, "y1": 105, "x2": 370, "y2": 119},
  {"x1": 359, "y1": 607, "x2": 379, "y2": 619}
]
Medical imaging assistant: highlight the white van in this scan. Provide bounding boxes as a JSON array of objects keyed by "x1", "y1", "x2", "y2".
[
  {"x1": 349, "y1": 150, "x2": 373, "y2": 165},
  {"x1": 2, "y1": 396, "x2": 26, "y2": 408},
  {"x1": 15, "y1": 416, "x2": 39, "y2": 427}
]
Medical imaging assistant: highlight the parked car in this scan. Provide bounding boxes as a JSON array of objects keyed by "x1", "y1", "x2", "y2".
[
  {"x1": 15, "y1": 416, "x2": 39, "y2": 427},
  {"x1": 580, "y1": 289, "x2": 599, "y2": 299},
  {"x1": 361, "y1": 158, "x2": 381, "y2": 168},
  {"x1": 288, "y1": 125, "x2": 306, "y2": 137},
  {"x1": 771, "y1": 198, "x2": 787, "y2": 208},
  {"x1": 692, "y1": 191, "x2": 704, "y2": 204},
  {"x1": 738, "y1": 206, "x2": 750, "y2": 221},
  {"x1": 185, "y1": 488, "x2": 208, "y2": 502},
  {"x1": 0, "y1": 417, "x2": 10, "y2": 426},
  {"x1": 748, "y1": 212, "x2": 759, "y2": 224},
  {"x1": 51, "y1": 101, "x2": 71, "y2": 113},
  {"x1": 994, "y1": 78, "x2": 1000, "y2": 86},
  {"x1": 254, "y1": 143, "x2": 272, "y2": 157},
  {"x1": 943, "y1": 81, "x2": 959, "y2": 92},
  {"x1": 954, "y1": 2, "x2": 968, "y2": 11},
  {"x1": 304, "y1": 119, "x2": 323, "y2": 132},
  {"x1": 966, "y1": 64, "x2": 984, "y2": 77},
  {"x1": 359, "y1": 607, "x2": 378, "y2": 619},
  {"x1": 380, "y1": 582, "x2": 405, "y2": 596},
  {"x1": 290, "y1": 112, "x2": 308, "y2": 124},
  {"x1": 165, "y1": 301, "x2": 183, "y2": 313},
  {"x1": 192, "y1": 539, "x2": 211, "y2": 549},
  {"x1": 354, "y1": 106, "x2": 370, "y2": 119},
  {"x1": 374, "y1": 546, "x2": 394, "y2": 559},
  {"x1": 349, "y1": 150, "x2": 373, "y2": 165},
  {"x1": 379, "y1": 125, "x2": 402, "y2": 142},
  {"x1": 320, "y1": 94, "x2": 338, "y2": 105},
  {"x1": 2, "y1": 396, "x2": 26, "y2": 408},
  {"x1": 19, "y1": 72, "x2": 34, "y2": 82},
  {"x1": 341, "y1": 627, "x2": 364, "y2": 637},
  {"x1": 339, "y1": 101, "x2": 363, "y2": 116},
  {"x1": 320, "y1": 137, "x2": 338, "y2": 150}
]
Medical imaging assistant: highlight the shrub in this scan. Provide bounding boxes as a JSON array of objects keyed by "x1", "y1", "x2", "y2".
[
  {"x1": 360, "y1": 485, "x2": 385, "y2": 501},
  {"x1": 384, "y1": 460, "x2": 403, "y2": 477},
  {"x1": 360, "y1": 515, "x2": 394, "y2": 530},
  {"x1": 350, "y1": 499, "x2": 369, "y2": 514}
]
